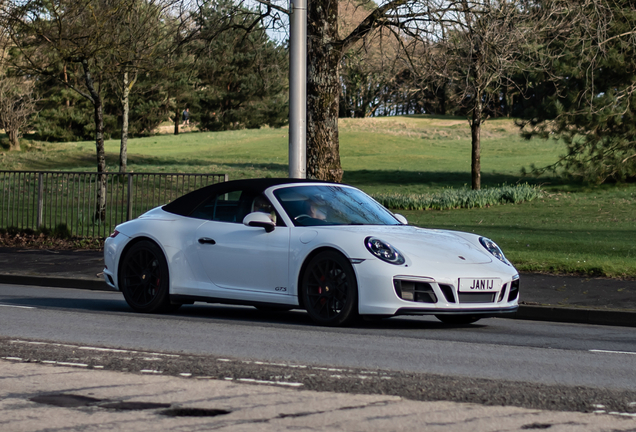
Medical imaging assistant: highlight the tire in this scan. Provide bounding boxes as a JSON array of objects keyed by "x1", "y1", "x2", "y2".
[
  {"x1": 435, "y1": 314, "x2": 481, "y2": 325},
  {"x1": 301, "y1": 251, "x2": 358, "y2": 326},
  {"x1": 119, "y1": 240, "x2": 180, "y2": 313}
]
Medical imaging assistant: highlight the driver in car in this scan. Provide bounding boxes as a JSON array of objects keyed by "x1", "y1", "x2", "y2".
[{"x1": 305, "y1": 198, "x2": 328, "y2": 221}]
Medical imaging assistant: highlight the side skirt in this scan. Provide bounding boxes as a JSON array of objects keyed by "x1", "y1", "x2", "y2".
[{"x1": 170, "y1": 294, "x2": 300, "y2": 309}]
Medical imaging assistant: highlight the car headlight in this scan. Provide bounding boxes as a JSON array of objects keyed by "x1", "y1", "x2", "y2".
[
  {"x1": 365, "y1": 237, "x2": 405, "y2": 265},
  {"x1": 479, "y1": 237, "x2": 510, "y2": 265}
]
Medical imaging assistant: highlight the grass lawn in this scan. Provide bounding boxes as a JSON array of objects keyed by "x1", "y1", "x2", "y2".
[
  {"x1": 402, "y1": 187, "x2": 636, "y2": 279},
  {"x1": 2, "y1": 115, "x2": 635, "y2": 278}
]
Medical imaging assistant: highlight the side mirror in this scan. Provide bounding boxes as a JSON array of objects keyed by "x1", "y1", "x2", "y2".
[
  {"x1": 243, "y1": 212, "x2": 275, "y2": 233},
  {"x1": 394, "y1": 213, "x2": 408, "y2": 225}
]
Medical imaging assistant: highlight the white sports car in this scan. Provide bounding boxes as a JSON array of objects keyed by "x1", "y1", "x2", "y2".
[{"x1": 103, "y1": 178, "x2": 519, "y2": 326}]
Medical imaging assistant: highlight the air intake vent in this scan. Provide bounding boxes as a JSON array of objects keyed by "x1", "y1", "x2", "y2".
[
  {"x1": 497, "y1": 283, "x2": 508, "y2": 302},
  {"x1": 394, "y1": 279, "x2": 437, "y2": 303},
  {"x1": 508, "y1": 279, "x2": 520, "y2": 301},
  {"x1": 459, "y1": 292, "x2": 495, "y2": 303},
  {"x1": 439, "y1": 284, "x2": 456, "y2": 303}
]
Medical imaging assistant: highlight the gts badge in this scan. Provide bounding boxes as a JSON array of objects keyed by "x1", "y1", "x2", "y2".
[{"x1": 275, "y1": 286, "x2": 287, "y2": 292}]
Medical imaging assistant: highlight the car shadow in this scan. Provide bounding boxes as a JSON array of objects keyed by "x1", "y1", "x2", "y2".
[
  {"x1": 3, "y1": 296, "x2": 488, "y2": 330},
  {"x1": 2, "y1": 296, "x2": 131, "y2": 313}
]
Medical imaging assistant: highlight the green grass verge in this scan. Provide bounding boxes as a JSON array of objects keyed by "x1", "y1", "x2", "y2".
[
  {"x1": 2, "y1": 115, "x2": 635, "y2": 278},
  {"x1": 401, "y1": 187, "x2": 636, "y2": 279}
]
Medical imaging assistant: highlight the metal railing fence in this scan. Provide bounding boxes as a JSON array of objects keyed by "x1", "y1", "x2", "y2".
[{"x1": 0, "y1": 171, "x2": 227, "y2": 238}]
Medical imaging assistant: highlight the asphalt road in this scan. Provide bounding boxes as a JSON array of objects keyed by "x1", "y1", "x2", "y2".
[{"x1": 2, "y1": 282, "x2": 636, "y2": 415}]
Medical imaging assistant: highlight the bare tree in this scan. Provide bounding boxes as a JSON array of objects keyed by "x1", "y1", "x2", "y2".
[
  {"x1": 1, "y1": 0, "x2": 144, "y2": 220},
  {"x1": 0, "y1": 76, "x2": 36, "y2": 151},
  {"x1": 253, "y1": 0, "x2": 440, "y2": 181},
  {"x1": 399, "y1": 0, "x2": 576, "y2": 189},
  {"x1": 108, "y1": 0, "x2": 187, "y2": 172}
]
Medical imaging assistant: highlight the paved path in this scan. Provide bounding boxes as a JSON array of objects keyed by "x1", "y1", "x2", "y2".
[
  {"x1": 3, "y1": 361, "x2": 636, "y2": 432},
  {"x1": 1, "y1": 247, "x2": 634, "y2": 326}
]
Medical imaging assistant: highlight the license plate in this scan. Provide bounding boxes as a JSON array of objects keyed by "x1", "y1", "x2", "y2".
[{"x1": 458, "y1": 278, "x2": 501, "y2": 292}]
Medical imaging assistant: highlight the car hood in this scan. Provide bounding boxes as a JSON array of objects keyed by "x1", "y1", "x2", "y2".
[{"x1": 322, "y1": 225, "x2": 493, "y2": 265}]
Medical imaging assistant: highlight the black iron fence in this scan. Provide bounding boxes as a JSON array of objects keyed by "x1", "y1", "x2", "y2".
[{"x1": 0, "y1": 171, "x2": 227, "y2": 238}]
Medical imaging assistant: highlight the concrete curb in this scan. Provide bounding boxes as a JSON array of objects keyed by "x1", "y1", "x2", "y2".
[
  {"x1": 2, "y1": 274, "x2": 635, "y2": 328},
  {"x1": 0, "y1": 274, "x2": 113, "y2": 291},
  {"x1": 515, "y1": 304, "x2": 636, "y2": 328}
]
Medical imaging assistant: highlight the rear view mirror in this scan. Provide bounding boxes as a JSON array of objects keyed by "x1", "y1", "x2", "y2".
[
  {"x1": 394, "y1": 214, "x2": 408, "y2": 225},
  {"x1": 243, "y1": 212, "x2": 275, "y2": 233}
]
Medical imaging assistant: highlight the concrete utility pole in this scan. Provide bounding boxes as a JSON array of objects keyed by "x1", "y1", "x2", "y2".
[{"x1": 288, "y1": 0, "x2": 307, "y2": 179}]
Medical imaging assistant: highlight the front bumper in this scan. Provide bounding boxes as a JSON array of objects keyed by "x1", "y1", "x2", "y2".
[
  {"x1": 394, "y1": 305, "x2": 518, "y2": 316},
  {"x1": 102, "y1": 231, "x2": 131, "y2": 291},
  {"x1": 353, "y1": 259, "x2": 519, "y2": 316}
]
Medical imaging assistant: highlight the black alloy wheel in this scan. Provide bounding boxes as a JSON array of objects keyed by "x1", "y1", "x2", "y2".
[
  {"x1": 435, "y1": 314, "x2": 481, "y2": 325},
  {"x1": 119, "y1": 240, "x2": 180, "y2": 313},
  {"x1": 301, "y1": 251, "x2": 358, "y2": 326}
]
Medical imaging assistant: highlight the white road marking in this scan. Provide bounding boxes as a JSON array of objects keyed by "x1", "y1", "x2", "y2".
[
  {"x1": 180, "y1": 373, "x2": 192, "y2": 377},
  {"x1": 0, "y1": 304, "x2": 35, "y2": 309},
  {"x1": 41, "y1": 360, "x2": 88, "y2": 367},
  {"x1": 224, "y1": 377, "x2": 303, "y2": 387},
  {"x1": 237, "y1": 378, "x2": 303, "y2": 387},
  {"x1": 10, "y1": 340, "x2": 179, "y2": 357},
  {"x1": 3, "y1": 357, "x2": 23, "y2": 361},
  {"x1": 57, "y1": 361, "x2": 88, "y2": 367},
  {"x1": 140, "y1": 369, "x2": 162, "y2": 374},
  {"x1": 590, "y1": 349, "x2": 636, "y2": 356}
]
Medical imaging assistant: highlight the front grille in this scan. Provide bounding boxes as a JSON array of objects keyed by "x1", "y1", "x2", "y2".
[
  {"x1": 394, "y1": 279, "x2": 437, "y2": 303},
  {"x1": 508, "y1": 279, "x2": 520, "y2": 301},
  {"x1": 458, "y1": 292, "x2": 495, "y2": 303}
]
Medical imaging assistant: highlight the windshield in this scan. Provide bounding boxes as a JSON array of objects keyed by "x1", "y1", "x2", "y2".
[{"x1": 273, "y1": 185, "x2": 400, "y2": 226}]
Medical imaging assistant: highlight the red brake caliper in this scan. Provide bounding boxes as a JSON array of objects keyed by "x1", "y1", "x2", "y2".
[{"x1": 319, "y1": 275, "x2": 326, "y2": 304}]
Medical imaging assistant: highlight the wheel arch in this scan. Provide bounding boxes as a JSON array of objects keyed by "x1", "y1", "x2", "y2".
[
  {"x1": 117, "y1": 236, "x2": 169, "y2": 287},
  {"x1": 296, "y1": 246, "x2": 356, "y2": 310}
]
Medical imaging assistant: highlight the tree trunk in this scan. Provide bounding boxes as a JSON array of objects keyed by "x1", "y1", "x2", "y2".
[
  {"x1": 307, "y1": 0, "x2": 343, "y2": 182},
  {"x1": 63, "y1": 65, "x2": 70, "y2": 108},
  {"x1": 120, "y1": 71, "x2": 130, "y2": 173},
  {"x1": 439, "y1": 84, "x2": 447, "y2": 115},
  {"x1": 8, "y1": 129, "x2": 20, "y2": 151},
  {"x1": 470, "y1": 102, "x2": 482, "y2": 190},
  {"x1": 174, "y1": 105, "x2": 179, "y2": 135},
  {"x1": 81, "y1": 59, "x2": 107, "y2": 221},
  {"x1": 502, "y1": 85, "x2": 509, "y2": 117}
]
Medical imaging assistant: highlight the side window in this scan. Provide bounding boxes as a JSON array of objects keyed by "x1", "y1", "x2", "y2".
[
  {"x1": 213, "y1": 190, "x2": 242, "y2": 222},
  {"x1": 190, "y1": 190, "x2": 242, "y2": 222},
  {"x1": 190, "y1": 190, "x2": 286, "y2": 226}
]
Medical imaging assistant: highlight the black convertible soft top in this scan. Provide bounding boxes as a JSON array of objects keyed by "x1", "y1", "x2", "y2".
[{"x1": 162, "y1": 177, "x2": 332, "y2": 217}]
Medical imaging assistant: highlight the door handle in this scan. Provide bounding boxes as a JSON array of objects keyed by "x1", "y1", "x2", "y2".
[{"x1": 198, "y1": 237, "x2": 216, "y2": 245}]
